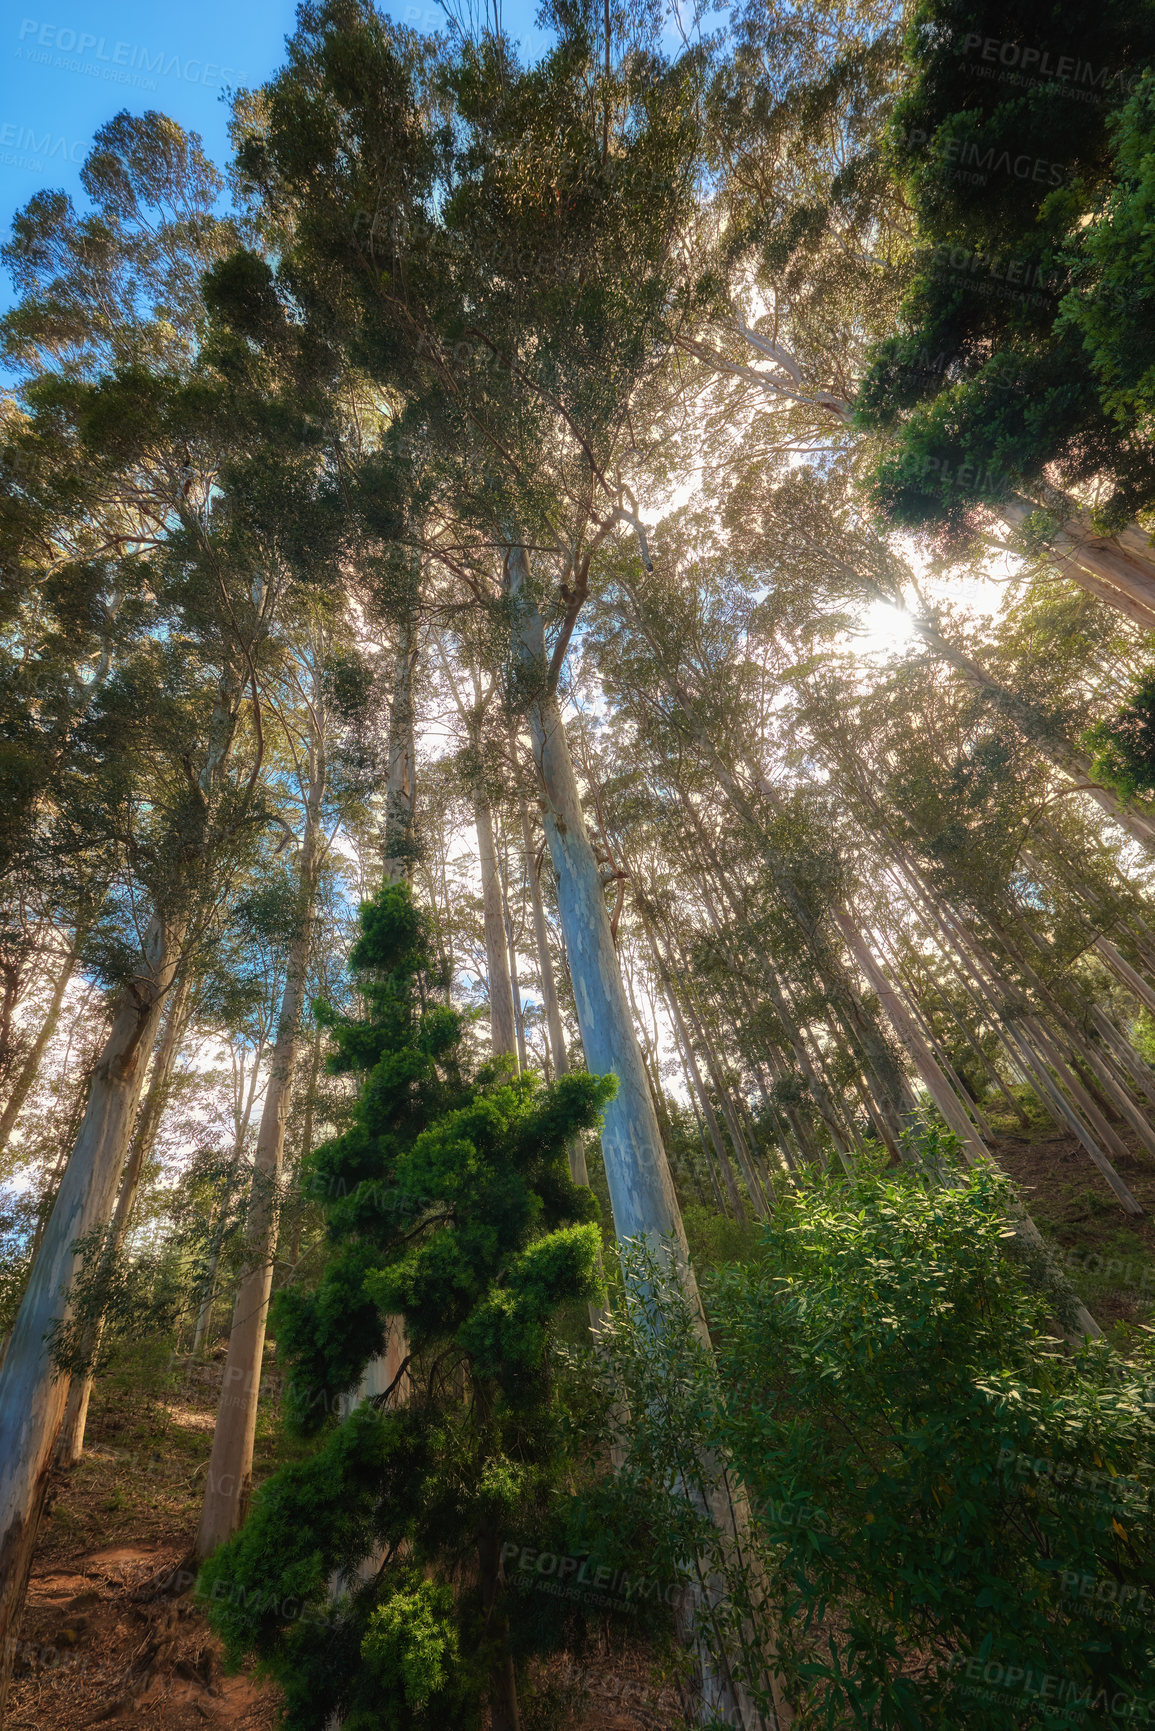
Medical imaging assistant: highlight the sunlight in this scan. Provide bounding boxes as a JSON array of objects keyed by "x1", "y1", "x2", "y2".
[{"x1": 853, "y1": 599, "x2": 919, "y2": 658}]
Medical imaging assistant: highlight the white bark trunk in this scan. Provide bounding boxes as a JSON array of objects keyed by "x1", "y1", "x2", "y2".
[
  {"x1": 475, "y1": 793, "x2": 519, "y2": 1059},
  {"x1": 507, "y1": 542, "x2": 790, "y2": 1731},
  {"x1": 0, "y1": 941, "x2": 79, "y2": 1157},
  {"x1": 195, "y1": 752, "x2": 324, "y2": 1558},
  {"x1": 0, "y1": 910, "x2": 180, "y2": 1703},
  {"x1": 1095, "y1": 937, "x2": 1155, "y2": 1019},
  {"x1": 836, "y1": 911, "x2": 985, "y2": 1160},
  {"x1": 997, "y1": 500, "x2": 1155, "y2": 629},
  {"x1": 57, "y1": 970, "x2": 193, "y2": 1465},
  {"x1": 508, "y1": 549, "x2": 691, "y2": 1260}
]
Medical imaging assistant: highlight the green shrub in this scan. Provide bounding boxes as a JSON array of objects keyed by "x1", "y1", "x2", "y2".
[{"x1": 711, "y1": 1167, "x2": 1155, "y2": 1726}]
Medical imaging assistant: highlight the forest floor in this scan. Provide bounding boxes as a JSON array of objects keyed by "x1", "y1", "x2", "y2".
[
  {"x1": 990, "y1": 1125, "x2": 1155, "y2": 1333},
  {"x1": 10, "y1": 1122, "x2": 1154, "y2": 1730},
  {"x1": 8, "y1": 1350, "x2": 683, "y2": 1730}
]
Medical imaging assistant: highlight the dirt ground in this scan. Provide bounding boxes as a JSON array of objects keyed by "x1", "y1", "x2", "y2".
[
  {"x1": 9, "y1": 1361, "x2": 685, "y2": 1730},
  {"x1": 989, "y1": 1126, "x2": 1155, "y2": 1330},
  {"x1": 12, "y1": 1125, "x2": 1154, "y2": 1728}
]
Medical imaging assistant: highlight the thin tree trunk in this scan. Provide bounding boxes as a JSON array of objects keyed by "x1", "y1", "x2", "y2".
[
  {"x1": 618, "y1": 591, "x2": 915, "y2": 1145},
  {"x1": 676, "y1": 796, "x2": 859, "y2": 1168},
  {"x1": 676, "y1": 965, "x2": 771, "y2": 1215},
  {"x1": 1095, "y1": 937, "x2": 1155, "y2": 1019},
  {"x1": 475, "y1": 793, "x2": 518, "y2": 1059},
  {"x1": 57, "y1": 970, "x2": 194, "y2": 1464},
  {"x1": 195, "y1": 743, "x2": 325, "y2": 1559},
  {"x1": 0, "y1": 939, "x2": 80, "y2": 1157},
  {"x1": 948, "y1": 920, "x2": 1143, "y2": 1213},
  {"x1": 520, "y1": 806, "x2": 565, "y2": 1070},
  {"x1": 479, "y1": 1511, "x2": 522, "y2": 1731},
  {"x1": 499, "y1": 834, "x2": 528, "y2": 1071},
  {"x1": 1089, "y1": 1005, "x2": 1155, "y2": 1111},
  {"x1": 916, "y1": 619, "x2": 1155, "y2": 850},
  {"x1": 646, "y1": 927, "x2": 747, "y2": 1219},
  {"x1": 193, "y1": 1055, "x2": 264, "y2": 1358},
  {"x1": 192, "y1": 1241, "x2": 223, "y2": 1357},
  {"x1": 837, "y1": 912, "x2": 984, "y2": 1158},
  {"x1": 382, "y1": 612, "x2": 418, "y2": 882},
  {"x1": 839, "y1": 912, "x2": 1101, "y2": 1334}
]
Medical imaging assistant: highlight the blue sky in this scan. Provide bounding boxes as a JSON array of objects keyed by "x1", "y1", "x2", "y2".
[{"x1": 0, "y1": 0, "x2": 549, "y2": 311}]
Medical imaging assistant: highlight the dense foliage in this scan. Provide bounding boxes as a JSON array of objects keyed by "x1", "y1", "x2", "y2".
[
  {"x1": 595, "y1": 1167, "x2": 1155, "y2": 1728},
  {"x1": 198, "y1": 884, "x2": 615, "y2": 1730},
  {"x1": 858, "y1": 0, "x2": 1155, "y2": 535}
]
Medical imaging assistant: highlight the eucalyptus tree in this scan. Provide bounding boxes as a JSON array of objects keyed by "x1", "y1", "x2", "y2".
[
  {"x1": 0, "y1": 116, "x2": 350, "y2": 1694},
  {"x1": 231, "y1": 0, "x2": 720, "y2": 1288},
  {"x1": 233, "y1": 13, "x2": 797, "y2": 1719},
  {"x1": 795, "y1": 642, "x2": 1155, "y2": 1220},
  {"x1": 196, "y1": 603, "x2": 375, "y2": 1556}
]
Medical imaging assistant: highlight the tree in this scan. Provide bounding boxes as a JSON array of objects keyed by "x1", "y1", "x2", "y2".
[
  {"x1": 856, "y1": 0, "x2": 1155, "y2": 593},
  {"x1": 198, "y1": 881, "x2": 611, "y2": 1731},
  {"x1": 0, "y1": 111, "x2": 347, "y2": 1702}
]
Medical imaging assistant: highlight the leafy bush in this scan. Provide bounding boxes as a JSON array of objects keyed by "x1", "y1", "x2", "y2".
[
  {"x1": 713, "y1": 1167, "x2": 1155, "y2": 1726},
  {"x1": 1084, "y1": 676, "x2": 1155, "y2": 802},
  {"x1": 594, "y1": 1168, "x2": 1155, "y2": 1728}
]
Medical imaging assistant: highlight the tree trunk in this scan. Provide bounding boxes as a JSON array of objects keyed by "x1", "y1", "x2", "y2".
[
  {"x1": 382, "y1": 614, "x2": 418, "y2": 882},
  {"x1": 475, "y1": 793, "x2": 518, "y2": 1059},
  {"x1": 57, "y1": 970, "x2": 193, "y2": 1465},
  {"x1": 945, "y1": 917, "x2": 1143, "y2": 1213},
  {"x1": 1095, "y1": 937, "x2": 1155, "y2": 1019},
  {"x1": 837, "y1": 911, "x2": 986, "y2": 1160},
  {"x1": 621, "y1": 612, "x2": 914, "y2": 1145},
  {"x1": 656, "y1": 954, "x2": 747, "y2": 1220},
  {"x1": 500, "y1": 837, "x2": 528, "y2": 1071},
  {"x1": 507, "y1": 545, "x2": 705, "y2": 1257},
  {"x1": 915, "y1": 620, "x2": 1155, "y2": 850},
  {"x1": 839, "y1": 911, "x2": 1102, "y2": 1336},
  {"x1": 508, "y1": 543, "x2": 790, "y2": 1731},
  {"x1": 998, "y1": 499, "x2": 1155, "y2": 629},
  {"x1": 192, "y1": 1240, "x2": 223, "y2": 1357},
  {"x1": 0, "y1": 940, "x2": 80, "y2": 1158},
  {"x1": 195, "y1": 749, "x2": 324, "y2": 1559},
  {"x1": 675, "y1": 961, "x2": 770, "y2": 1215},
  {"x1": 520, "y1": 802, "x2": 571, "y2": 1083},
  {"x1": 479, "y1": 1522, "x2": 522, "y2": 1731},
  {"x1": 0, "y1": 910, "x2": 181, "y2": 1711}
]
